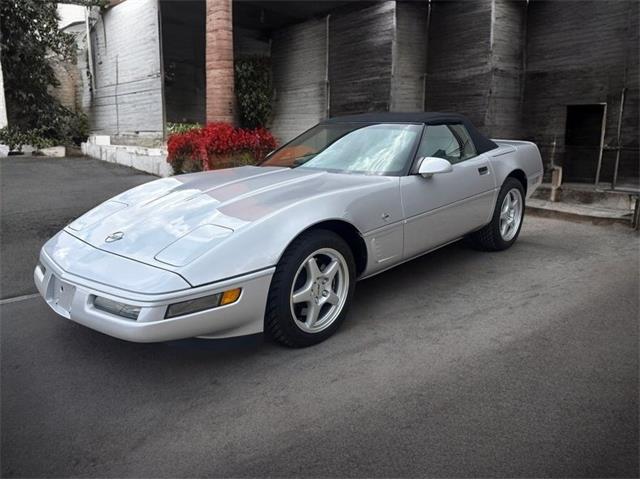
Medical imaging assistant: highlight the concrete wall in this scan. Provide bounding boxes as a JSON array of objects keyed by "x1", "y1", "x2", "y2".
[
  {"x1": 426, "y1": 0, "x2": 527, "y2": 139},
  {"x1": 329, "y1": 1, "x2": 396, "y2": 116},
  {"x1": 82, "y1": 138, "x2": 172, "y2": 177},
  {"x1": 523, "y1": 0, "x2": 639, "y2": 185},
  {"x1": 425, "y1": 0, "x2": 493, "y2": 130},
  {"x1": 57, "y1": 4, "x2": 85, "y2": 29},
  {"x1": 485, "y1": 0, "x2": 526, "y2": 139},
  {"x1": 270, "y1": 18, "x2": 327, "y2": 144},
  {"x1": 270, "y1": 1, "x2": 398, "y2": 142},
  {"x1": 391, "y1": 1, "x2": 428, "y2": 112},
  {"x1": 89, "y1": 0, "x2": 164, "y2": 143},
  {"x1": 78, "y1": 0, "x2": 638, "y2": 188}
]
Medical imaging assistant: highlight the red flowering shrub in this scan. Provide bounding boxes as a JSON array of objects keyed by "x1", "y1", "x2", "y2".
[{"x1": 167, "y1": 123, "x2": 277, "y2": 173}]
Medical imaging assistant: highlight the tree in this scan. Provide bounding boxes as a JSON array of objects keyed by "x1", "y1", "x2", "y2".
[{"x1": 0, "y1": 0, "x2": 102, "y2": 145}]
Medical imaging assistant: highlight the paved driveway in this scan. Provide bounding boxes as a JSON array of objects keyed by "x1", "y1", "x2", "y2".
[
  {"x1": 0, "y1": 156, "x2": 153, "y2": 299},
  {"x1": 1, "y1": 156, "x2": 638, "y2": 477}
]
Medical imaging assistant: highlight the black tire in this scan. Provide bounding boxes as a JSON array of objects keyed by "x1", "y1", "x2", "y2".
[
  {"x1": 469, "y1": 177, "x2": 525, "y2": 251},
  {"x1": 265, "y1": 229, "x2": 356, "y2": 347}
]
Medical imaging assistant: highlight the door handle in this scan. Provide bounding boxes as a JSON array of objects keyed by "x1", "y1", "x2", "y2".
[{"x1": 478, "y1": 166, "x2": 489, "y2": 175}]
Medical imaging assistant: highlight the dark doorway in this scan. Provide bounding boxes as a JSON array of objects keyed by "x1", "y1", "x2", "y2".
[
  {"x1": 563, "y1": 104, "x2": 605, "y2": 183},
  {"x1": 160, "y1": 0, "x2": 206, "y2": 125}
]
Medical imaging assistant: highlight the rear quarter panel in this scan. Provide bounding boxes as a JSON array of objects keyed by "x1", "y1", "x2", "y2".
[{"x1": 489, "y1": 140, "x2": 544, "y2": 198}]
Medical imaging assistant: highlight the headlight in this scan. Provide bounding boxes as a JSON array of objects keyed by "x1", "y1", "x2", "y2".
[
  {"x1": 165, "y1": 288, "x2": 241, "y2": 319},
  {"x1": 93, "y1": 296, "x2": 141, "y2": 320}
]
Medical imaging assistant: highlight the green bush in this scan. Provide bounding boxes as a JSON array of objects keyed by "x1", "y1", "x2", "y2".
[
  {"x1": 234, "y1": 57, "x2": 273, "y2": 129},
  {"x1": 0, "y1": 127, "x2": 55, "y2": 151},
  {"x1": 41, "y1": 107, "x2": 89, "y2": 146},
  {"x1": 0, "y1": 109, "x2": 89, "y2": 151},
  {"x1": 167, "y1": 122, "x2": 201, "y2": 135},
  {"x1": 60, "y1": 110, "x2": 90, "y2": 146}
]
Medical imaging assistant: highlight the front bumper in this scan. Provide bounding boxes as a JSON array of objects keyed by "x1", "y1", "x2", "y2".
[{"x1": 34, "y1": 251, "x2": 274, "y2": 343}]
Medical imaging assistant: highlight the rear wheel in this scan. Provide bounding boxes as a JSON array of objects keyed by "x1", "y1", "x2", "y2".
[
  {"x1": 265, "y1": 229, "x2": 356, "y2": 347},
  {"x1": 470, "y1": 177, "x2": 525, "y2": 251}
]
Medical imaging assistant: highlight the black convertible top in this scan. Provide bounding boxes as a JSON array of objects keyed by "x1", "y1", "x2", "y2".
[{"x1": 322, "y1": 112, "x2": 499, "y2": 154}]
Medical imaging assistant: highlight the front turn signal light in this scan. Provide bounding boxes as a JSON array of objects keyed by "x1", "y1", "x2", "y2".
[
  {"x1": 165, "y1": 288, "x2": 242, "y2": 319},
  {"x1": 220, "y1": 288, "x2": 242, "y2": 305}
]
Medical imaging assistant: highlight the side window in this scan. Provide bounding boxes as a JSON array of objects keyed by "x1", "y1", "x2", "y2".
[
  {"x1": 449, "y1": 124, "x2": 477, "y2": 161},
  {"x1": 416, "y1": 124, "x2": 478, "y2": 164}
]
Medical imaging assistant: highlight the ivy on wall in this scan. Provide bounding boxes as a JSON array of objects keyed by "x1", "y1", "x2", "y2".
[{"x1": 234, "y1": 57, "x2": 273, "y2": 129}]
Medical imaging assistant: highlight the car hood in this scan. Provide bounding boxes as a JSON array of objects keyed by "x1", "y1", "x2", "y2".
[{"x1": 65, "y1": 166, "x2": 388, "y2": 270}]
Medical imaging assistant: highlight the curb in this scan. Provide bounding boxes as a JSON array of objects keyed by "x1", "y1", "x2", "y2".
[{"x1": 526, "y1": 206, "x2": 633, "y2": 227}]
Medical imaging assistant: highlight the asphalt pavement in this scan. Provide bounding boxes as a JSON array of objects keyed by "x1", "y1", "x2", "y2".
[
  {"x1": 1, "y1": 156, "x2": 638, "y2": 477},
  {"x1": 0, "y1": 156, "x2": 153, "y2": 299}
]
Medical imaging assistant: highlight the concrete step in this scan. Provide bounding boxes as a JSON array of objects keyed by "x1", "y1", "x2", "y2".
[
  {"x1": 527, "y1": 198, "x2": 634, "y2": 226},
  {"x1": 531, "y1": 183, "x2": 637, "y2": 211}
]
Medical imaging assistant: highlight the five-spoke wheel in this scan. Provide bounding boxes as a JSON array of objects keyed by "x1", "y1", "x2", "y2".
[
  {"x1": 290, "y1": 248, "x2": 349, "y2": 333},
  {"x1": 499, "y1": 188, "x2": 523, "y2": 241},
  {"x1": 265, "y1": 229, "x2": 355, "y2": 347},
  {"x1": 469, "y1": 177, "x2": 525, "y2": 251}
]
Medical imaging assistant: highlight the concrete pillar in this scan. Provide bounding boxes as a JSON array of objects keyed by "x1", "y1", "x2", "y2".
[{"x1": 205, "y1": 0, "x2": 234, "y2": 123}]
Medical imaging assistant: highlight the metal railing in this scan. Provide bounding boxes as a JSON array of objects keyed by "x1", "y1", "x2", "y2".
[{"x1": 593, "y1": 88, "x2": 639, "y2": 229}]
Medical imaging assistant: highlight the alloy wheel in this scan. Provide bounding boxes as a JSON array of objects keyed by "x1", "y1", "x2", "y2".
[
  {"x1": 289, "y1": 248, "x2": 349, "y2": 333},
  {"x1": 499, "y1": 188, "x2": 523, "y2": 241}
]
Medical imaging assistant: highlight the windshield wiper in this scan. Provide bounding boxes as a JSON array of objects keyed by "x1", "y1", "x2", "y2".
[{"x1": 291, "y1": 154, "x2": 316, "y2": 167}]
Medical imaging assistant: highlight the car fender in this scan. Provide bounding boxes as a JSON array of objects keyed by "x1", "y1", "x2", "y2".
[{"x1": 177, "y1": 176, "x2": 403, "y2": 287}]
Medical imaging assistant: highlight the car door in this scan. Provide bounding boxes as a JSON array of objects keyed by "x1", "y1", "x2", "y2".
[{"x1": 401, "y1": 123, "x2": 497, "y2": 259}]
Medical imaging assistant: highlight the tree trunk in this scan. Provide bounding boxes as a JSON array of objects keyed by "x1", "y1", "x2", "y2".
[{"x1": 205, "y1": 0, "x2": 235, "y2": 124}]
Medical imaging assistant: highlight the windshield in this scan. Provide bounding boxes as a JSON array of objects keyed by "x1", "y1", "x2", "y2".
[{"x1": 262, "y1": 123, "x2": 422, "y2": 175}]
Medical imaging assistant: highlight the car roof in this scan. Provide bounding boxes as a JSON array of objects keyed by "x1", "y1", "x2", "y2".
[{"x1": 321, "y1": 111, "x2": 499, "y2": 154}]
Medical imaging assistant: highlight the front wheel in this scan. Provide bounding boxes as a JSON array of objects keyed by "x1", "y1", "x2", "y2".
[
  {"x1": 265, "y1": 229, "x2": 356, "y2": 347},
  {"x1": 469, "y1": 177, "x2": 525, "y2": 251}
]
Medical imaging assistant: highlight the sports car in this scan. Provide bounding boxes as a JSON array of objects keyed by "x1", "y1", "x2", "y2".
[{"x1": 35, "y1": 112, "x2": 543, "y2": 347}]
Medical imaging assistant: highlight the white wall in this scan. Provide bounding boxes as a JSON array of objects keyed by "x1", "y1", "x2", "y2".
[
  {"x1": 88, "y1": 0, "x2": 164, "y2": 141},
  {"x1": 57, "y1": 4, "x2": 85, "y2": 29},
  {"x1": 0, "y1": 53, "x2": 7, "y2": 129}
]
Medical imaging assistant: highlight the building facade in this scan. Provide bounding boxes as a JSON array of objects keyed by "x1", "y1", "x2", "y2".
[{"x1": 68, "y1": 0, "x2": 639, "y2": 187}]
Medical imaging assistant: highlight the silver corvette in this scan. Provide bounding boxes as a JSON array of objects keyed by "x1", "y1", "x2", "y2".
[{"x1": 35, "y1": 113, "x2": 543, "y2": 347}]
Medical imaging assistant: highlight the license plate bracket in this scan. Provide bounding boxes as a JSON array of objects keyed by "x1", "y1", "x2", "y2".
[{"x1": 49, "y1": 276, "x2": 76, "y2": 314}]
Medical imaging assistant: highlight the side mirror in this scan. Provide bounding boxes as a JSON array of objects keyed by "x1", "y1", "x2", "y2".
[{"x1": 418, "y1": 157, "x2": 453, "y2": 178}]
